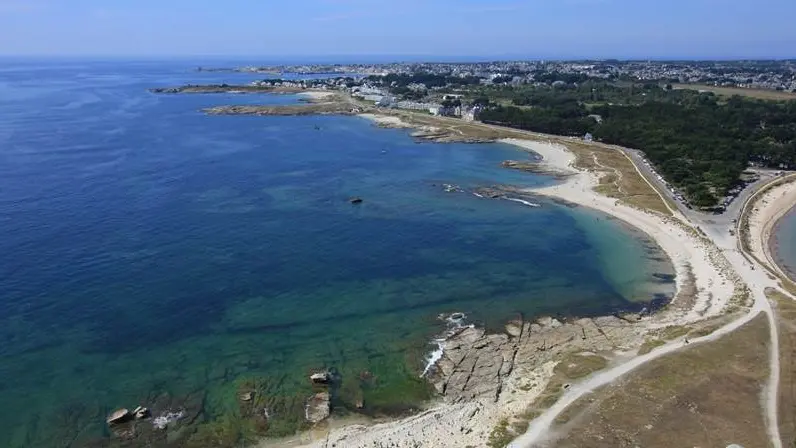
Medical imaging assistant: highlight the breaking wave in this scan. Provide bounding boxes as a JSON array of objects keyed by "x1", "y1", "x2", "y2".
[{"x1": 420, "y1": 312, "x2": 474, "y2": 377}]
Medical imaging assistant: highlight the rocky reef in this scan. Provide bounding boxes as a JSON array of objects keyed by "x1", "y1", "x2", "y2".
[
  {"x1": 203, "y1": 103, "x2": 360, "y2": 116},
  {"x1": 149, "y1": 84, "x2": 307, "y2": 94},
  {"x1": 427, "y1": 313, "x2": 644, "y2": 404}
]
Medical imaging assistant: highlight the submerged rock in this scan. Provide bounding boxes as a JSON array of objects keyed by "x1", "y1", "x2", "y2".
[
  {"x1": 305, "y1": 392, "x2": 331, "y2": 423},
  {"x1": 106, "y1": 408, "x2": 131, "y2": 425},
  {"x1": 505, "y1": 318, "x2": 524, "y2": 338},
  {"x1": 473, "y1": 187, "x2": 504, "y2": 199},
  {"x1": 501, "y1": 160, "x2": 540, "y2": 172}
]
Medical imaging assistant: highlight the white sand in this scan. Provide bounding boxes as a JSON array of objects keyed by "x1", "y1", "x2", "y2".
[
  {"x1": 357, "y1": 113, "x2": 413, "y2": 128},
  {"x1": 277, "y1": 138, "x2": 743, "y2": 448},
  {"x1": 297, "y1": 91, "x2": 336, "y2": 101}
]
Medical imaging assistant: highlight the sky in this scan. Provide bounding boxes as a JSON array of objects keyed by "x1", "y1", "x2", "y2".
[{"x1": 0, "y1": 0, "x2": 794, "y2": 59}]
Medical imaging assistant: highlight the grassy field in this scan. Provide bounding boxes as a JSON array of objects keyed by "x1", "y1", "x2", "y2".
[
  {"x1": 487, "y1": 352, "x2": 609, "y2": 448},
  {"x1": 673, "y1": 83, "x2": 796, "y2": 101},
  {"x1": 768, "y1": 288, "x2": 796, "y2": 447},
  {"x1": 547, "y1": 314, "x2": 770, "y2": 448},
  {"x1": 568, "y1": 142, "x2": 673, "y2": 215}
]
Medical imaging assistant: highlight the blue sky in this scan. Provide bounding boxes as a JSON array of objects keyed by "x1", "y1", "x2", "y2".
[{"x1": 1, "y1": 0, "x2": 794, "y2": 59}]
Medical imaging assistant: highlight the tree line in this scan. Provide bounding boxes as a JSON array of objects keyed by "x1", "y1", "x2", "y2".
[{"x1": 478, "y1": 83, "x2": 796, "y2": 206}]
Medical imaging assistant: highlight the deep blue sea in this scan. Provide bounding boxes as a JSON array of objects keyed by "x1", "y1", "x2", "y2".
[{"x1": 0, "y1": 59, "x2": 675, "y2": 446}]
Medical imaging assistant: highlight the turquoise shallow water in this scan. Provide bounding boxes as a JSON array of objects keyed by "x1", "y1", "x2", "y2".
[{"x1": 0, "y1": 60, "x2": 674, "y2": 446}]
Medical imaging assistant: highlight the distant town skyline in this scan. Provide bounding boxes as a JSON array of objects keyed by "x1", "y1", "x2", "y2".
[{"x1": 1, "y1": 0, "x2": 794, "y2": 59}]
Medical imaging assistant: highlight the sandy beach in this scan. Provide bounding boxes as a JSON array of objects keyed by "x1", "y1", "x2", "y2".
[
  {"x1": 297, "y1": 90, "x2": 337, "y2": 101},
  {"x1": 272, "y1": 137, "x2": 746, "y2": 448},
  {"x1": 358, "y1": 113, "x2": 413, "y2": 128}
]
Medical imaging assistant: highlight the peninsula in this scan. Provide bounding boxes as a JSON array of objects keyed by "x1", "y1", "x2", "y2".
[{"x1": 149, "y1": 84, "x2": 311, "y2": 94}]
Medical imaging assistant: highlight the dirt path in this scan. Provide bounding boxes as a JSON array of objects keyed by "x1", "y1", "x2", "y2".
[{"x1": 735, "y1": 178, "x2": 789, "y2": 448}]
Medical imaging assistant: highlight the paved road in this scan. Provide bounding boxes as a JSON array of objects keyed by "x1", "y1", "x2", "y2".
[{"x1": 623, "y1": 148, "x2": 780, "y2": 229}]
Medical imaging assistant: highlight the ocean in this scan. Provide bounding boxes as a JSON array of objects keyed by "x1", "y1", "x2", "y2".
[{"x1": 0, "y1": 59, "x2": 674, "y2": 446}]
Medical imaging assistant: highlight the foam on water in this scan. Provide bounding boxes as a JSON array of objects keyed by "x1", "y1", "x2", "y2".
[
  {"x1": 152, "y1": 410, "x2": 185, "y2": 430},
  {"x1": 421, "y1": 340, "x2": 445, "y2": 377},
  {"x1": 420, "y1": 312, "x2": 474, "y2": 377},
  {"x1": 505, "y1": 197, "x2": 541, "y2": 207}
]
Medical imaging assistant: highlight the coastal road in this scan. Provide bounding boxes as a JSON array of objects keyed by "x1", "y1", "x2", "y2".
[{"x1": 623, "y1": 146, "x2": 780, "y2": 229}]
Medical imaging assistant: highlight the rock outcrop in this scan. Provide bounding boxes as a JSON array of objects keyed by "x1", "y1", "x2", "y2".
[
  {"x1": 133, "y1": 406, "x2": 150, "y2": 420},
  {"x1": 305, "y1": 392, "x2": 331, "y2": 423},
  {"x1": 106, "y1": 408, "x2": 131, "y2": 425},
  {"x1": 428, "y1": 315, "x2": 639, "y2": 404},
  {"x1": 310, "y1": 371, "x2": 332, "y2": 384}
]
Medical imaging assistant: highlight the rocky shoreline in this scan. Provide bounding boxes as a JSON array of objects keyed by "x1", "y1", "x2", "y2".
[
  {"x1": 150, "y1": 84, "x2": 308, "y2": 94},
  {"x1": 358, "y1": 113, "x2": 495, "y2": 144},
  {"x1": 427, "y1": 312, "x2": 643, "y2": 405},
  {"x1": 203, "y1": 103, "x2": 360, "y2": 116}
]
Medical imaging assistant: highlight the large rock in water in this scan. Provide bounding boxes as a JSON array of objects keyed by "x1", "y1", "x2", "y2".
[
  {"x1": 310, "y1": 371, "x2": 331, "y2": 384},
  {"x1": 133, "y1": 406, "x2": 150, "y2": 419},
  {"x1": 106, "y1": 408, "x2": 131, "y2": 425},
  {"x1": 305, "y1": 392, "x2": 330, "y2": 423}
]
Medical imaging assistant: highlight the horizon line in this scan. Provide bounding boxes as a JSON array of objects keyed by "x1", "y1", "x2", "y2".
[{"x1": 1, "y1": 54, "x2": 795, "y2": 63}]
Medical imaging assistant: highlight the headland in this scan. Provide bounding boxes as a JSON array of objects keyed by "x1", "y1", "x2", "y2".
[{"x1": 150, "y1": 84, "x2": 311, "y2": 94}]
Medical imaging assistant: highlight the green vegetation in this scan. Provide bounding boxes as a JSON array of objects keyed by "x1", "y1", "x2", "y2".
[
  {"x1": 658, "y1": 325, "x2": 692, "y2": 340},
  {"x1": 365, "y1": 72, "x2": 481, "y2": 100},
  {"x1": 487, "y1": 417, "x2": 515, "y2": 448},
  {"x1": 476, "y1": 81, "x2": 796, "y2": 206},
  {"x1": 637, "y1": 338, "x2": 666, "y2": 355}
]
